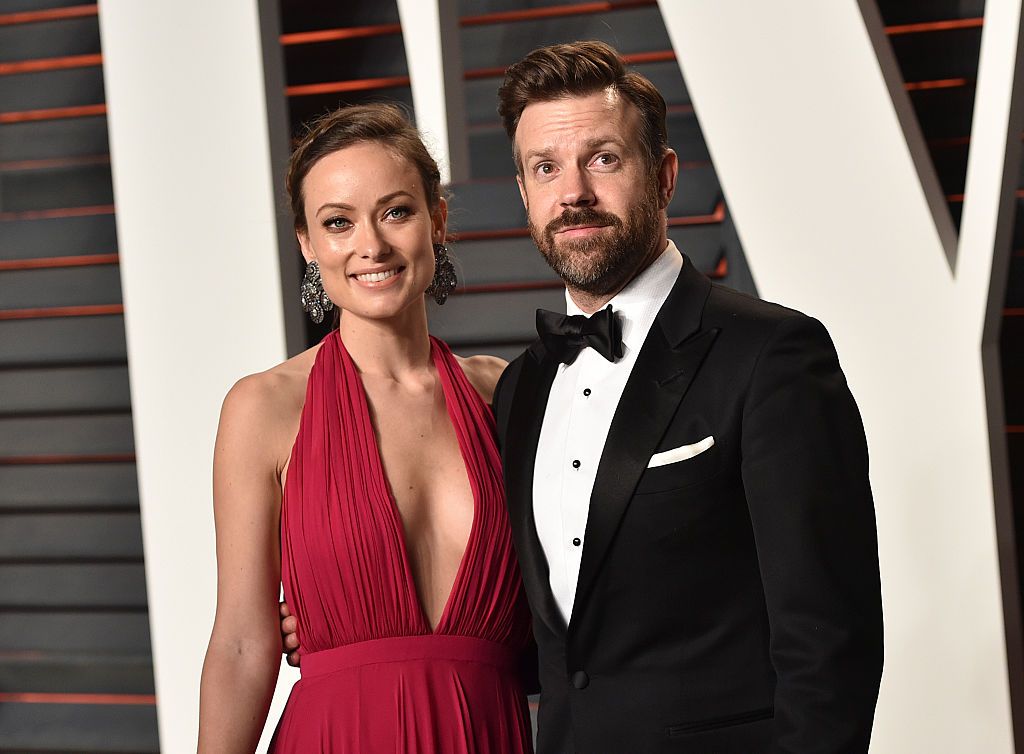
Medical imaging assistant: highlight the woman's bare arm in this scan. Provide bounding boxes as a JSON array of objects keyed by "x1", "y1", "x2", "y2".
[{"x1": 198, "y1": 374, "x2": 288, "y2": 753}]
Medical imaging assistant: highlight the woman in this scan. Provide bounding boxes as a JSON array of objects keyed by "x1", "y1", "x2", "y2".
[{"x1": 198, "y1": 104, "x2": 533, "y2": 753}]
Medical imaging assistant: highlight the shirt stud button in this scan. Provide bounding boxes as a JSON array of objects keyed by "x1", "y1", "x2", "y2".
[
  {"x1": 572, "y1": 537, "x2": 581, "y2": 547},
  {"x1": 572, "y1": 459, "x2": 581, "y2": 469},
  {"x1": 583, "y1": 388, "x2": 592, "y2": 397}
]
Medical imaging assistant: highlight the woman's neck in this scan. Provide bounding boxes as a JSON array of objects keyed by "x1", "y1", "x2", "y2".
[{"x1": 338, "y1": 302, "x2": 433, "y2": 384}]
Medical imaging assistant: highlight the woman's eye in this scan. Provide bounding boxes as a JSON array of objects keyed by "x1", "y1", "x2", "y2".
[
  {"x1": 385, "y1": 206, "x2": 411, "y2": 220},
  {"x1": 323, "y1": 217, "x2": 350, "y2": 230}
]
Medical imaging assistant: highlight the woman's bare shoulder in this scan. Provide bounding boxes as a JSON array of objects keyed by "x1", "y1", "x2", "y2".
[
  {"x1": 218, "y1": 343, "x2": 323, "y2": 459},
  {"x1": 454, "y1": 353, "x2": 509, "y2": 405}
]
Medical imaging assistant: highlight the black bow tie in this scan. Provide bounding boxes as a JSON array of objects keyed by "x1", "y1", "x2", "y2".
[{"x1": 536, "y1": 305, "x2": 624, "y2": 365}]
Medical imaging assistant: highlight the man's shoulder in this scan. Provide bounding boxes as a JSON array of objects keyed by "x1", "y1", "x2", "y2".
[{"x1": 704, "y1": 282, "x2": 821, "y2": 336}]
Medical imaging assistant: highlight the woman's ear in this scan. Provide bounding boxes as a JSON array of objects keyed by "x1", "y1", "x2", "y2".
[
  {"x1": 297, "y1": 229, "x2": 314, "y2": 264},
  {"x1": 431, "y1": 197, "x2": 449, "y2": 244}
]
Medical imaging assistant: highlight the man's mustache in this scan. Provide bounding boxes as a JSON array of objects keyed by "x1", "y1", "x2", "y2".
[{"x1": 545, "y1": 208, "x2": 622, "y2": 236}]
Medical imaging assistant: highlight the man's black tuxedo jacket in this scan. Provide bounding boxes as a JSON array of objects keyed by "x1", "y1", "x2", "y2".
[{"x1": 493, "y1": 258, "x2": 883, "y2": 753}]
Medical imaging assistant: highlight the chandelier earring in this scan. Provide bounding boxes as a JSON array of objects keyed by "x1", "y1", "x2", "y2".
[
  {"x1": 300, "y1": 260, "x2": 334, "y2": 324},
  {"x1": 425, "y1": 242, "x2": 457, "y2": 305}
]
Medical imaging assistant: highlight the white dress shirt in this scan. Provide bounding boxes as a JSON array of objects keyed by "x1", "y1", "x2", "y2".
[{"x1": 532, "y1": 241, "x2": 684, "y2": 624}]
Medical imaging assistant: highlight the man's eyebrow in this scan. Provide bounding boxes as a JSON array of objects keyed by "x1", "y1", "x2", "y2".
[
  {"x1": 523, "y1": 148, "x2": 553, "y2": 164},
  {"x1": 585, "y1": 137, "x2": 627, "y2": 149}
]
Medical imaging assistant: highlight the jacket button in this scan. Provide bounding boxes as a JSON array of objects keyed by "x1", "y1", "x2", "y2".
[{"x1": 571, "y1": 670, "x2": 589, "y2": 689}]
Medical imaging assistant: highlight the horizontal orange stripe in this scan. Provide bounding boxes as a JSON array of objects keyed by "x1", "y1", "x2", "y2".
[
  {"x1": 0, "y1": 53, "x2": 102, "y2": 76},
  {"x1": 0, "y1": 4, "x2": 96, "y2": 27},
  {"x1": 286, "y1": 76, "x2": 410, "y2": 97},
  {"x1": 668, "y1": 202, "x2": 726, "y2": 226},
  {"x1": 0, "y1": 153, "x2": 110, "y2": 172},
  {"x1": 0, "y1": 692, "x2": 154, "y2": 705},
  {"x1": 1006, "y1": 308, "x2": 1024, "y2": 317},
  {"x1": 0, "y1": 303, "x2": 123, "y2": 320},
  {"x1": 1007, "y1": 426, "x2": 1024, "y2": 434},
  {"x1": 0, "y1": 453, "x2": 135, "y2": 466},
  {"x1": 280, "y1": 23, "x2": 402, "y2": 46},
  {"x1": 0, "y1": 103, "x2": 106, "y2": 124},
  {"x1": 905, "y1": 77, "x2": 970, "y2": 92},
  {"x1": 461, "y1": 0, "x2": 655, "y2": 27},
  {"x1": 885, "y1": 17, "x2": 984, "y2": 36},
  {"x1": 0, "y1": 253, "x2": 118, "y2": 271},
  {"x1": 0, "y1": 204, "x2": 115, "y2": 222}
]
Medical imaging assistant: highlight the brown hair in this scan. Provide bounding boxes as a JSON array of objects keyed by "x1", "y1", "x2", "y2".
[
  {"x1": 497, "y1": 40, "x2": 668, "y2": 173},
  {"x1": 286, "y1": 103, "x2": 442, "y2": 233}
]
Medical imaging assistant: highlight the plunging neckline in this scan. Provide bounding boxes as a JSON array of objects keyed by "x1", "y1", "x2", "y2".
[{"x1": 336, "y1": 334, "x2": 479, "y2": 635}]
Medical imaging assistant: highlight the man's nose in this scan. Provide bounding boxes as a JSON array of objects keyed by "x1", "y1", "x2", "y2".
[{"x1": 559, "y1": 165, "x2": 596, "y2": 208}]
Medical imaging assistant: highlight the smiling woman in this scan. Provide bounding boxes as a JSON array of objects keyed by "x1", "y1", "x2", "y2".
[{"x1": 196, "y1": 104, "x2": 532, "y2": 754}]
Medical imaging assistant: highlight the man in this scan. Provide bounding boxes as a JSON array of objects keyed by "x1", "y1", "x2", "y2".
[{"x1": 285, "y1": 40, "x2": 883, "y2": 753}]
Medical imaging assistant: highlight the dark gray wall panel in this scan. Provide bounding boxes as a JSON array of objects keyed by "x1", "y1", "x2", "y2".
[
  {"x1": 0, "y1": 651, "x2": 155, "y2": 694},
  {"x1": 0, "y1": 212, "x2": 117, "y2": 260},
  {"x1": 0, "y1": 364, "x2": 131, "y2": 413},
  {"x1": 0, "y1": 512, "x2": 144, "y2": 559},
  {"x1": 0, "y1": 16, "x2": 100, "y2": 62},
  {"x1": 0, "y1": 66, "x2": 105, "y2": 112},
  {"x1": 0, "y1": 315, "x2": 127, "y2": 365},
  {"x1": 0, "y1": 702, "x2": 158, "y2": 753},
  {"x1": 450, "y1": 236, "x2": 559, "y2": 285},
  {"x1": 460, "y1": 7, "x2": 671, "y2": 71},
  {"x1": 428, "y1": 288, "x2": 564, "y2": 344},
  {"x1": 0, "y1": 264, "x2": 122, "y2": 309},
  {"x1": 0, "y1": 413, "x2": 135, "y2": 456},
  {"x1": 0, "y1": 463, "x2": 138, "y2": 508},
  {"x1": 0, "y1": 563, "x2": 147, "y2": 606},
  {"x1": 0, "y1": 117, "x2": 110, "y2": 163},
  {"x1": 448, "y1": 179, "x2": 525, "y2": 230},
  {"x1": 0, "y1": 611, "x2": 152, "y2": 653},
  {"x1": 1, "y1": 161, "x2": 114, "y2": 212}
]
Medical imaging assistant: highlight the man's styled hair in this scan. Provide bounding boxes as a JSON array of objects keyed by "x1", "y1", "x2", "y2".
[{"x1": 497, "y1": 40, "x2": 669, "y2": 174}]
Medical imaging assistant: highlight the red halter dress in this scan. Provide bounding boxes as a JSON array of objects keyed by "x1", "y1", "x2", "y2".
[{"x1": 271, "y1": 332, "x2": 533, "y2": 753}]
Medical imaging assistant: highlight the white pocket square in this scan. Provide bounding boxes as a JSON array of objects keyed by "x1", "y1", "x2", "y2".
[{"x1": 647, "y1": 436, "x2": 715, "y2": 468}]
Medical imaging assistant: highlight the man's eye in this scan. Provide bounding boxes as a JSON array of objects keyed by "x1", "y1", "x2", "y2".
[
  {"x1": 595, "y1": 153, "x2": 618, "y2": 166},
  {"x1": 535, "y1": 163, "x2": 554, "y2": 176}
]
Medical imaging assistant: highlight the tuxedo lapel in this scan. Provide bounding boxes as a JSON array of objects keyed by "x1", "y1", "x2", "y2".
[
  {"x1": 503, "y1": 346, "x2": 566, "y2": 636},
  {"x1": 570, "y1": 258, "x2": 718, "y2": 628}
]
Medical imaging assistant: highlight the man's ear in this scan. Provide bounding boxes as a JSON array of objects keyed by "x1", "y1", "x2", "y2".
[
  {"x1": 516, "y1": 173, "x2": 528, "y2": 211},
  {"x1": 657, "y1": 149, "x2": 679, "y2": 210},
  {"x1": 297, "y1": 229, "x2": 315, "y2": 264},
  {"x1": 431, "y1": 197, "x2": 449, "y2": 244}
]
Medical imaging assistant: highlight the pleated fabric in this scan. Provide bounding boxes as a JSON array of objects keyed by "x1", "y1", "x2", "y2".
[{"x1": 272, "y1": 332, "x2": 533, "y2": 753}]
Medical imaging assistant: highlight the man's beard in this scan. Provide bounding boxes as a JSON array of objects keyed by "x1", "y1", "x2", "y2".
[{"x1": 528, "y1": 180, "x2": 662, "y2": 296}]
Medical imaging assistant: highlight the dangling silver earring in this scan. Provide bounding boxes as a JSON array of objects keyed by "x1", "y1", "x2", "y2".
[
  {"x1": 300, "y1": 260, "x2": 334, "y2": 324},
  {"x1": 425, "y1": 243, "x2": 457, "y2": 305}
]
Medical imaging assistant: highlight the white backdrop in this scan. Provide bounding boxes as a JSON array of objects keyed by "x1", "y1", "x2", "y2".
[
  {"x1": 99, "y1": 1, "x2": 297, "y2": 750},
  {"x1": 659, "y1": 1, "x2": 1022, "y2": 751}
]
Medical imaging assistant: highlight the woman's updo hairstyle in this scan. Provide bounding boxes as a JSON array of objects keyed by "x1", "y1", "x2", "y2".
[{"x1": 287, "y1": 104, "x2": 443, "y2": 234}]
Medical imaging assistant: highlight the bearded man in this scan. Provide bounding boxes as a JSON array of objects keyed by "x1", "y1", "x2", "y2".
[{"x1": 489, "y1": 41, "x2": 883, "y2": 753}]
